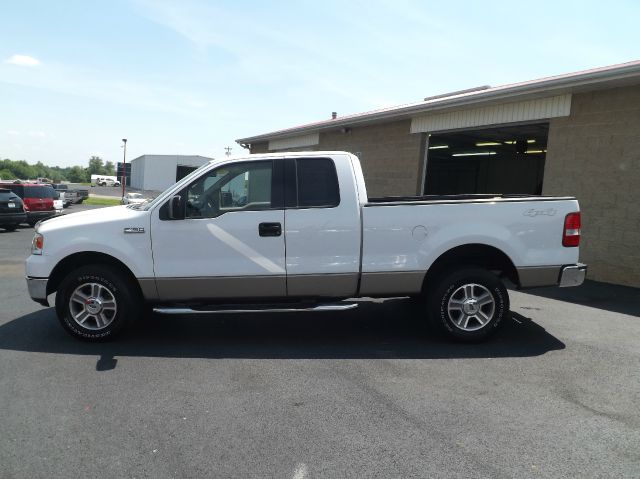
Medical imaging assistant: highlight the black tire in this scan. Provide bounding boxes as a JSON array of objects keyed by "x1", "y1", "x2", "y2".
[
  {"x1": 428, "y1": 267, "x2": 509, "y2": 342},
  {"x1": 3, "y1": 224, "x2": 17, "y2": 231},
  {"x1": 55, "y1": 264, "x2": 140, "y2": 341}
]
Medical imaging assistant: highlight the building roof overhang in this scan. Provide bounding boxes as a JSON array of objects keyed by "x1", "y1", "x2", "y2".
[{"x1": 236, "y1": 60, "x2": 640, "y2": 145}]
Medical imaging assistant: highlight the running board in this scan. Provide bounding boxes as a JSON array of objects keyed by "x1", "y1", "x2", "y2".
[{"x1": 153, "y1": 302, "x2": 359, "y2": 315}]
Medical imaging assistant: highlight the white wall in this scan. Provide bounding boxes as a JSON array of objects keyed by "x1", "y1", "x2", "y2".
[
  {"x1": 129, "y1": 155, "x2": 212, "y2": 191},
  {"x1": 130, "y1": 156, "x2": 146, "y2": 189}
]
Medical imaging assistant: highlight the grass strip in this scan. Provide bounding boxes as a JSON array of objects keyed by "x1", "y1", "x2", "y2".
[{"x1": 84, "y1": 197, "x2": 121, "y2": 206}]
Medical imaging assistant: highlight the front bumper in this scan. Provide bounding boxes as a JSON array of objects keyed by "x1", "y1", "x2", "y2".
[{"x1": 26, "y1": 276, "x2": 49, "y2": 306}]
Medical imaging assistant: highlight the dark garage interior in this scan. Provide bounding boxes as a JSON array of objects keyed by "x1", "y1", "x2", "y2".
[
  {"x1": 424, "y1": 123, "x2": 548, "y2": 195},
  {"x1": 176, "y1": 165, "x2": 198, "y2": 182}
]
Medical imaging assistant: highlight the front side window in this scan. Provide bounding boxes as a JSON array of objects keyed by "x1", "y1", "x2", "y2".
[{"x1": 185, "y1": 161, "x2": 273, "y2": 218}]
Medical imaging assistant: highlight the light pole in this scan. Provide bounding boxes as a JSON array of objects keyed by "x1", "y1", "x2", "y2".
[{"x1": 121, "y1": 138, "x2": 127, "y2": 199}]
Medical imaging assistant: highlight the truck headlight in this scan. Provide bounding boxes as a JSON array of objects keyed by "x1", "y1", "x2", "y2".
[{"x1": 31, "y1": 233, "x2": 44, "y2": 255}]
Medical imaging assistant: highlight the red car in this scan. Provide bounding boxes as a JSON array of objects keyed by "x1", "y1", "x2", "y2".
[{"x1": 0, "y1": 182, "x2": 56, "y2": 226}]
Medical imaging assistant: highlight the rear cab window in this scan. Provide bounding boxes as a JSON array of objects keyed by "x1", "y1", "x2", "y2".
[{"x1": 292, "y1": 158, "x2": 340, "y2": 208}]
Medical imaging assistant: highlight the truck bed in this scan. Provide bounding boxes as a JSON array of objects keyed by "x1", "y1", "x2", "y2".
[{"x1": 358, "y1": 195, "x2": 581, "y2": 295}]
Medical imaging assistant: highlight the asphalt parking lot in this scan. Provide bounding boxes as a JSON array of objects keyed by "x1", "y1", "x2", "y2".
[
  {"x1": 89, "y1": 184, "x2": 160, "y2": 199},
  {"x1": 1, "y1": 206, "x2": 639, "y2": 478}
]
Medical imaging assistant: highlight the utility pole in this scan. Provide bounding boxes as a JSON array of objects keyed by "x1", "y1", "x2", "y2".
[
  {"x1": 225, "y1": 146, "x2": 232, "y2": 157},
  {"x1": 121, "y1": 138, "x2": 127, "y2": 199}
]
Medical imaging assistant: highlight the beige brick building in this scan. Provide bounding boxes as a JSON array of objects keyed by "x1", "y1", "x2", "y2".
[{"x1": 237, "y1": 61, "x2": 640, "y2": 287}]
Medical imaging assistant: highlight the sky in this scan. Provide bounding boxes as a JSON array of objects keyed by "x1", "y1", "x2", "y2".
[{"x1": 1, "y1": 0, "x2": 639, "y2": 168}]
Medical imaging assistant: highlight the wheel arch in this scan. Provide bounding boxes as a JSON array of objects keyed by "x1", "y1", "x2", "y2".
[
  {"x1": 47, "y1": 251, "x2": 142, "y2": 298},
  {"x1": 422, "y1": 243, "x2": 519, "y2": 293}
]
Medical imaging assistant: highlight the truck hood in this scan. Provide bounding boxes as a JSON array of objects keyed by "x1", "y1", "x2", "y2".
[{"x1": 37, "y1": 205, "x2": 148, "y2": 233}]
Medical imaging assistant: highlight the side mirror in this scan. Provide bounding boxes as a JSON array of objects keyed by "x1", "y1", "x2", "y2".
[{"x1": 168, "y1": 194, "x2": 184, "y2": 220}]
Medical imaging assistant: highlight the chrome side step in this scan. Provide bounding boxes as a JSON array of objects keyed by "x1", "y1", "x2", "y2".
[{"x1": 153, "y1": 302, "x2": 359, "y2": 315}]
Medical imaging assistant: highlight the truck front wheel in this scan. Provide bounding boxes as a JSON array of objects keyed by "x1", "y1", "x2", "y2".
[
  {"x1": 55, "y1": 265, "x2": 139, "y2": 341},
  {"x1": 428, "y1": 267, "x2": 509, "y2": 342}
]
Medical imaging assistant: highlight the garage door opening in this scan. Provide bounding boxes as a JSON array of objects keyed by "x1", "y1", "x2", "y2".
[
  {"x1": 423, "y1": 123, "x2": 548, "y2": 195},
  {"x1": 176, "y1": 165, "x2": 198, "y2": 182}
]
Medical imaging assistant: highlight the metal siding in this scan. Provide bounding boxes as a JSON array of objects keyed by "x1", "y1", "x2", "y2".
[
  {"x1": 132, "y1": 155, "x2": 211, "y2": 191},
  {"x1": 410, "y1": 94, "x2": 572, "y2": 133},
  {"x1": 130, "y1": 156, "x2": 145, "y2": 190},
  {"x1": 268, "y1": 132, "x2": 320, "y2": 151}
]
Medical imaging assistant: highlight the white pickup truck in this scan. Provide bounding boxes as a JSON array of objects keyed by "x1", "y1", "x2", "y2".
[{"x1": 26, "y1": 152, "x2": 586, "y2": 342}]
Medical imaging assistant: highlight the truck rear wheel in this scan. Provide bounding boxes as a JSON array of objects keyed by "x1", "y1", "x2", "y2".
[
  {"x1": 55, "y1": 265, "x2": 139, "y2": 341},
  {"x1": 428, "y1": 267, "x2": 509, "y2": 342}
]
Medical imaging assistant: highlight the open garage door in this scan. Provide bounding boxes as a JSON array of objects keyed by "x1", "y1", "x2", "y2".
[
  {"x1": 423, "y1": 123, "x2": 548, "y2": 195},
  {"x1": 176, "y1": 165, "x2": 198, "y2": 182}
]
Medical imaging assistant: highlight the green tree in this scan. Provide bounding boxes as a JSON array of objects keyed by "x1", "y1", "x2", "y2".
[
  {"x1": 48, "y1": 169, "x2": 65, "y2": 182},
  {"x1": 87, "y1": 156, "x2": 105, "y2": 176},
  {"x1": 104, "y1": 161, "x2": 115, "y2": 176},
  {"x1": 0, "y1": 168, "x2": 16, "y2": 180},
  {"x1": 67, "y1": 166, "x2": 88, "y2": 183},
  {"x1": 0, "y1": 157, "x2": 94, "y2": 182},
  {"x1": 34, "y1": 161, "x2": 48, "y2": 178},
  {"x1": 5, "y1": 160, "x2": 36, "y2": 180}
]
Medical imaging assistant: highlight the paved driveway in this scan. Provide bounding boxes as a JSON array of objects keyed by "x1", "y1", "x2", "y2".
[
  {"x1": 1, "y1": 211, "x2": 638, "y2": 478},
  {"x1": 89, "y1": 184, "x2": 160, "y2": 199}
]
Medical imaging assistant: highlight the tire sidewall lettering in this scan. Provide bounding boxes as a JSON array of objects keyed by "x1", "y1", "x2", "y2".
[{"x1": 56, "y1": 266, "x2": 135, "y2": 341}]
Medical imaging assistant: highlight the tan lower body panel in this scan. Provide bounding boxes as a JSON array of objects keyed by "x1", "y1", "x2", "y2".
[
  {"x1": 138, "y1": 278, "x2": 159, "y2": 301},
  {"x1": 287, "y1": 273, "x2": 359, "y2": 297},
  {"x1": 146, "y1": 271, "x2": 425, "y2": 302},
  {"x1": 517, "y1": 266, "x2": 562, "y2": 288},
  {"x1": 154, "y1": 275, "x2": 286, "y2": 301},
  {"x1": 359, "y1": 271, "x2": 425, "y2": 296}
]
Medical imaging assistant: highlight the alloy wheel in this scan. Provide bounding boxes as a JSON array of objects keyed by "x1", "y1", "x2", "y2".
[
  {"x1": 447, "y1": 283, "x2": 495, "y2": 331},
  {"x1": 68, "y1": 282, "x2": 118, "y2": 330}
]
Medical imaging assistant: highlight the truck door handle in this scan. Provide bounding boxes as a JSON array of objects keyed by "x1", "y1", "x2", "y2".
[{"x1": 259, "y1": 222, "x2": 282, "y2": 237}]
